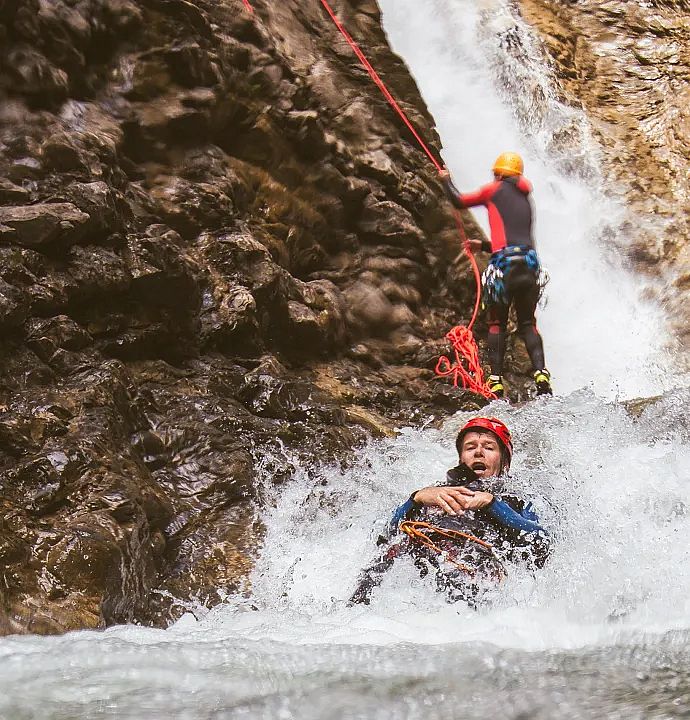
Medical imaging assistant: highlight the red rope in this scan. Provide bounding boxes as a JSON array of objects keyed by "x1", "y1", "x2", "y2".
[
  {"x1": 318, "y1": 0, "x2": 443, "y2": 173},
  {"x1": 400, "y1": 520, "x2": 504, "y2": 579},
  {"x1": 240, "y1": 0, "x2": 492, "y2": 398},
  {"x1": 435, "y1": 325, "x2": 494, "y2": 398},
  {"x1": 241, "y1": 0, "x2": 254, "y2": 11}
]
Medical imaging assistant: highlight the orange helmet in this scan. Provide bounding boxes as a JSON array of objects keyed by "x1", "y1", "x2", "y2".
[{"x1": 492, "y1": 152, "x2": 524, "y2": 177}]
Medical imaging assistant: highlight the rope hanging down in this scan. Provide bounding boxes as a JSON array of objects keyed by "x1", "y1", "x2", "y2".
[
  {"x1": 435, "y1": 325, "x2": 485, "y2": 391},
  {"x1": 239, "y1": 0, "x2": 493, "y2": 399}
]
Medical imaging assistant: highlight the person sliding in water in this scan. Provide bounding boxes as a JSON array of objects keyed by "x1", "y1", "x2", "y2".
[
  {"x1": 350, "y1": 417, "x2": 549, "y2": 606},
  {"x1": 441, "y1": 152, "x2": 552, "y2": 398}
]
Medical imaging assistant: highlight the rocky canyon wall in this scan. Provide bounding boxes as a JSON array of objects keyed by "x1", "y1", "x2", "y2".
[
  {"x1": 0, "y1": 0, "x2": 492, "y2": 634},
  {"x1": 519, "y1": 0, "x2": 690, "y2": 345}
]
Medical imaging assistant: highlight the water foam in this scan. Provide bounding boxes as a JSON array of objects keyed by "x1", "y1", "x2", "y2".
[{"x1": 216, "y1": 390, "x2": 690, "y2": 652}]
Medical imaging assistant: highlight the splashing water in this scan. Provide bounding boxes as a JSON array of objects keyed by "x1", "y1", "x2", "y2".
[
  {"x1": 1, "y1": 1, "x2": 689, "y2": 718},
  {"x1": 3, "y1": 393, "x2": 690, "y2": 718},
  {"x1": 243, "y1": 391, "x2": 690, "y2": 644}
]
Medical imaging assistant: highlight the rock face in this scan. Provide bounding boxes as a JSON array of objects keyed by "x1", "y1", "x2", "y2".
[
  {"x1": 518, "y1": 0, "x2": 690, "y2": 347},
  {"x1": 0, "y1": 0, "x2": 498, "y2": 633}
]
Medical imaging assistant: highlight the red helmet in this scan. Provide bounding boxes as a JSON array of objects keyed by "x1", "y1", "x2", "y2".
[{"x1": 455, "y1": 417, "x2": 513, "y2": 466}]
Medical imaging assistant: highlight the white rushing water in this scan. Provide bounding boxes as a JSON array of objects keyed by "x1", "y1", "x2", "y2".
[
  {"x1": 3, "y1": 392, "x2": 690, "y2": 719},
  {"x1": 2, "y1": 1, "x2": 689, "y2": 718}
]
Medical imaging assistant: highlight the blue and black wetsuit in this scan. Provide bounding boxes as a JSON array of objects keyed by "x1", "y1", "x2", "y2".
[{"x1": 350, "y1": 464, "x2": 549, "y2": 605}]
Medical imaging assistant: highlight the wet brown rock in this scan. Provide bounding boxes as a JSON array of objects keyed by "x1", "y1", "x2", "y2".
[
  {"x1": 41, "y1": 133, "x2": 90, "y2": 173},
  {"x1": 0, "y1": 179, "x2": 30, "y2": 204},
  {"x1": 128, "y1": 95, "x2": 211, "y2": 155},
  {"x1": 345, "y1": 280, "x2": 397, "y2": 335},
  {"x1": 0, "y1": 0, "x2": 492, "y2": 635},
  {"x1": 0, "y1": 203, "x2": 90, "y2": 249},
  {"x1": 6, "y1": 157, "x2": 42, "y2": 184},
  {"x1": 148, "y1": 174, "x2": 235, "y2": 237},
  {"x1": 154, "y1": 501, "x2": 255, "y2": 616},
  {"x1": 356, "y1": 148, "x2": 404, "y2": 187},
  {"x1": 67, "y1": 245, "x2": 131, "y2": 300},
  {"x1": 164, "y1": 43, "x2": 220, "y2": 88},
  {"x1": 201, "y1": 284, "x2": 260, "y2": 353},
  {"x1": 124, "y1": 56, "x2": 173, "y2": 101},
  {"x1": 0, "y1": 279, "x2": 30, "y2": 329},
  {"x1": 6, "y1": 49, "x2": 69, "y2": 106},
  {"x1": 285, "y1": 278, "x2": 347, "y2": 352},
  {"x1": 358, "y1": 195, "x2": 426, "y2": 248},
  {"x1": 66, "y1": 181, "x2": 130, "y2": 240}
]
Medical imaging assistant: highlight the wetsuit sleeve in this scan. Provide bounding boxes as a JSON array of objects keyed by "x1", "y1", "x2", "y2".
[
  {"x1": 385, "y1": 495, "x2": 422, "y2": 536},
  {"x1": 486, "y1": 496, "x2": 550, "y2": 568},
  {"x1": 443, "y1": 178, "x2": 495, "y2": 209},
  {"x1": 486, "y1": 498, "x2": 546, "y2": 535}
]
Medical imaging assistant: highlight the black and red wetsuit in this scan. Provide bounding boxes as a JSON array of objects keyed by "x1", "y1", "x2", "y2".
[
  {"x1": 446, "y1": 175, "x2": 534, "y2": 252},
  {"x1": 444, "y1": 175, "x2": 546, "y2": 376}
]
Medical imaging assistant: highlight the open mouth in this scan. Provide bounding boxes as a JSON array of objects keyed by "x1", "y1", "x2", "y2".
[{"x1": 471, "y1": 462, "x2": 487, "y2": 472}]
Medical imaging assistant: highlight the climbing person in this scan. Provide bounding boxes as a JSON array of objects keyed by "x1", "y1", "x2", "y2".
[
  {"x1": 440, "y1": 153, "x2": 552, "y2": 398},
  {"x1": 350, "y1": 416, "x2": 549, "y2": 606}
]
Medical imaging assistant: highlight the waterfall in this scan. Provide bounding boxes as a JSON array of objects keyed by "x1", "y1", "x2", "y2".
[
  {"x1": 1, "y1": 2, "x2": 688, "y2": 718},
  {"x1": 378, "y1": 0, "x2": 677, "y2": 399}
]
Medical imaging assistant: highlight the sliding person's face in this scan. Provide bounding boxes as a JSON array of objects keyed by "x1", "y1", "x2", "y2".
[{"x1": 459, "y1": 431, "x2": 503, "y2": 478}]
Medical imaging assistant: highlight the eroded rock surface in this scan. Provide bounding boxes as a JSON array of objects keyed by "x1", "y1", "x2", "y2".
[{"x1": 0, "y1": 0, "x2": 504, "y2": 633}]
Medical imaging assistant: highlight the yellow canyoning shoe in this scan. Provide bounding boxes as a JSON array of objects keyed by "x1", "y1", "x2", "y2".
[
  {"x1": 534, "y1": 369, "x2": 553, "y2": 396},
  {"x1": 487, "y1": 375, "x2": 505, "y2": 398}
]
